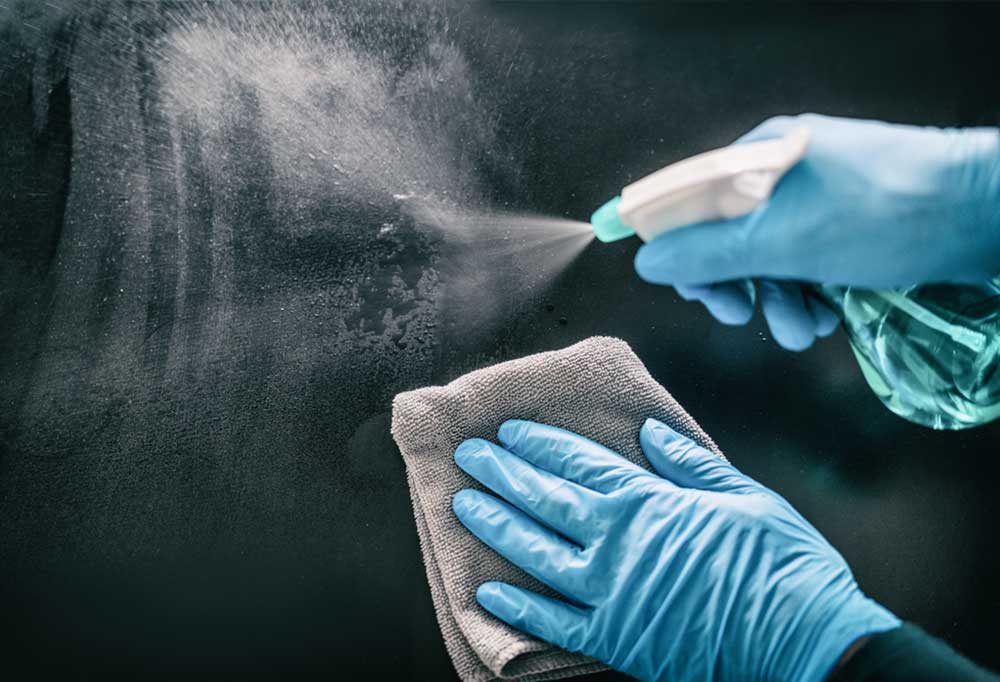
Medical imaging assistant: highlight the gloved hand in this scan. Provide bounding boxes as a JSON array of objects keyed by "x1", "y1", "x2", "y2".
[
  {"x1": 634, "y1": 114, "x2": 1000, "y2": 351},
  {"x1": 452, "y1": 418, "x2": 900, "y2": 682}
]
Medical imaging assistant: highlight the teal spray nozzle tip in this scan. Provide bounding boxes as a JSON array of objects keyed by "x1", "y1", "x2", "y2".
[{"x1": 590, "y1": 196, "x2": 635, "y2": 243}]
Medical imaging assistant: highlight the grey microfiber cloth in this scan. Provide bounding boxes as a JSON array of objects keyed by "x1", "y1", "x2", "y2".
[{"x1": 390, "y1": 336, "x2": 727, "y2": 682}]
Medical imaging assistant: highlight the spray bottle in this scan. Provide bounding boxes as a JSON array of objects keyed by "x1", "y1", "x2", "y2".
[{"x1": 590, "y1": 129, "x2": 1000, "y2": 430}]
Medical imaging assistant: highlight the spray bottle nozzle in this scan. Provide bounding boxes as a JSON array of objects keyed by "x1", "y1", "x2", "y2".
[{"x1": 590, "y1": 196, "x2": 636, "y2": 243}]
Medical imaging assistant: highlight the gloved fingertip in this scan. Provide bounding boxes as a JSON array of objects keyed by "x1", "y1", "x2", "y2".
[
  {"x1": 771, "y1": 325, "x2": 816, "y2": 352},
  {"x1": 497, "y1": 419, "x2": 530, "y2": 446},
  {"x1": 640, "y1": 417, "x2": 669, "y2": 443},
  {"x1": 639, "y1": 418, "x2": 685, "y2": 457},
  {"x1": 454, "y1": 438, "x2": 488, "y2": 466},
  {"x1": 673, "y1": 284, "x2": 712, "y2": 302},
  {"x1": 759, "y1": 281, "x2": 818, "y2": 352},
  {"x1": 475, "y1": 581, "x2": 506, "y2": 605},
  {"x1": 712, "y1": 305, "x2": 754, "y2": 326},
  {"x1": 476, "y1": 582, "x2": 519, "y2": 621},
  {"x1": 452, "y1": 488, "x2": 479, "y2": 516},
  {"x1": 642, "y1": 416, "x2": 666, "y2": 431},
  {"x1": 814, "y1": 321, "x2": 839, "y2": 339},
  {"x1": 806, "y1": 296, "x2": 841, "y2": 337},
  {"x1": 699, "y1": 283, "x2": 755, "y2": 325}
]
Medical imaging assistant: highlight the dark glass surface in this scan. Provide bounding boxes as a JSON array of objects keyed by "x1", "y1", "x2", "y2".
[{"x1": 1, "y1": 2, "x2": 998, "y2": 679}]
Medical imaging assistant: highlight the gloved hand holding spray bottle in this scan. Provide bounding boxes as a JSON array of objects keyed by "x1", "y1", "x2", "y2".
[{"x1": 591, "y1": 114, "x2": 1000, "y2": 429}]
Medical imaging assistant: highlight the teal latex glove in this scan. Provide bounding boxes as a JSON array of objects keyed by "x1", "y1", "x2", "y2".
[
  {"x1": 635, "y1": 114, "x2": 1000, "y2": 351},
  {"x1": 452, "y1": 419, "x2": 900, "y2": 682}
]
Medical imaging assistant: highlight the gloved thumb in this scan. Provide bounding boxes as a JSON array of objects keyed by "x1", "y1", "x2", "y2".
[{"x1": 639, "y1": 418, "x2": 757, "y2": 494}]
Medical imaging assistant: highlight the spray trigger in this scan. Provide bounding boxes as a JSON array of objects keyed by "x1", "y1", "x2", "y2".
[{"x1": 590, "y1": 127, "x2": 810, "y2": 243}]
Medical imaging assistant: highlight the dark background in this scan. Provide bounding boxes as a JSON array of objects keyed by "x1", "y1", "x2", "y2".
[{"x1": 1, "y1": 2, "x2": 998, "y2": 679}]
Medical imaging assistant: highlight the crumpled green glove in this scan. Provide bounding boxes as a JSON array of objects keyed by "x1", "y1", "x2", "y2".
[{"x1": 453, "y1": 418, "x2": 899, "y2": 682}]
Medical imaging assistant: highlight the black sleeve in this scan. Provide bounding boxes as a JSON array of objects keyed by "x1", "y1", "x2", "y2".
[{"x1": 829, "y1": 623, "x2": 999, "y2": 682}]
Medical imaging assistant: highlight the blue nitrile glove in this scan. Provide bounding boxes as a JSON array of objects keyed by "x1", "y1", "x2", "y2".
[
  {"x1": 452, "y1": 418, "x2": 900, "y2": 682},
  {"x1": 635, "y1": 114, "x2": 1000, "y2": 351}
]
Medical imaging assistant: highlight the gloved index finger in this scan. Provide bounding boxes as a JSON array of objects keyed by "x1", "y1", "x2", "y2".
[
  {"x1": 454, "y1": 438, "x2": 604, "y2": 546},
  {"x1": 452, "y1": 489, "x2": 596, "y2": 604},
  {"x1": 497, "y1": 420, "x2": 655, "y2": 495},
  {"x1": 640, "y1": 418, "x2": 756, "y2": 494}
]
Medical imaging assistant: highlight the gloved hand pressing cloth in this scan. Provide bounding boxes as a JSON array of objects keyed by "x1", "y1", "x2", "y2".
[{"x1": 390, "y1": 336, "x2": 725, "y2": 681}]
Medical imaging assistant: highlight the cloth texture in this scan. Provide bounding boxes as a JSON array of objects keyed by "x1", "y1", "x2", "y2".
[{"x1": 391, "y1": 336, "x2": 727, "y2": 681}]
